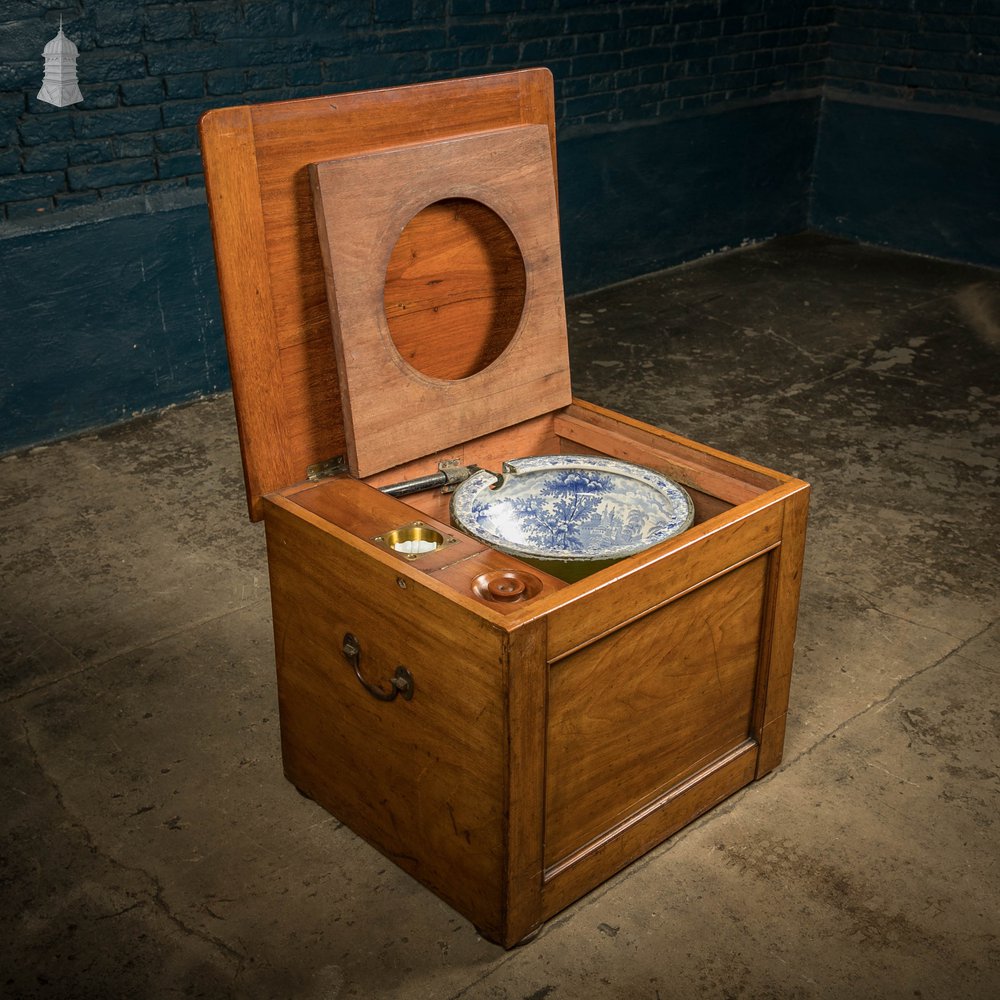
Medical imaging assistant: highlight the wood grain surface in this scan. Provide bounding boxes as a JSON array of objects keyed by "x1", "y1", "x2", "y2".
[
  {"x1": 264, "y1": 497, "x2": 511, "y2": 940},
  {"x1": 541, "y1": 741, "x2": 758, "y2": 919},
  {"x1": 383, "y1": 198, "x2": 527, "y2": 380},
  {"x1": 310, "y1": 123, "x2": 571, "y2": 477},
  {"x1": 544, "y1": 555, "x2": 769, "y2": 867},
  {"x1": 199, "y1": 105, "x2": 290, "y2": 518},
  {"x1": 199, "y1": 68, "x2": 558, "y2": 519}
]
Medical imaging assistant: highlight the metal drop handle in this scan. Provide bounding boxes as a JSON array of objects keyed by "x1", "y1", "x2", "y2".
[{"x1": 342, "y1": 633, "x2": 414, "y2": 702}]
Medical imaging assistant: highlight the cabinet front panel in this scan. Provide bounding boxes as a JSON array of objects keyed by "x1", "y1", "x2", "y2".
[{"x1": 544, "y1": 554, "x2": 769, "y2": 868}]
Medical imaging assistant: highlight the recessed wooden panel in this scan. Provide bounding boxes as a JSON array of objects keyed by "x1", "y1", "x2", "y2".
[
  {"x1": 544, "y1": 555, "x2": 770, "y2": 869},
  {"x1": 310, "y1": 124, "x2": 572, "y2": 478}
]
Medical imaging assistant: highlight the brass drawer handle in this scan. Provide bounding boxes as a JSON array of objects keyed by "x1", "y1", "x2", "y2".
[{"x1": 342, "y1": 633, "x2": 414, "y2": 702}]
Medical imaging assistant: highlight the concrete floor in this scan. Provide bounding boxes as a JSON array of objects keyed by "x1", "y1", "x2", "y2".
[{"x1": 2, "y1": 232, "x2": 998, "y2": 999}]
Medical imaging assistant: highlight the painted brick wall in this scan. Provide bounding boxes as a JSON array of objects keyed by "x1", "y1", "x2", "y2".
[
  {"x1": 825, "y1": 0, "x2": 1000, "y2": 115},
  {"x1": 812, "y1": 1, "x2": 1000, "y2": 269},
  {"x1": 1, "y1": 0, "x2": 829, "y2": 224}
]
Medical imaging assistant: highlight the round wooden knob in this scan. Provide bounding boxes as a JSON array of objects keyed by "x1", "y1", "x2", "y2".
[{"x1": 472, "y1": 569, "x2": 542, "y2": 604}]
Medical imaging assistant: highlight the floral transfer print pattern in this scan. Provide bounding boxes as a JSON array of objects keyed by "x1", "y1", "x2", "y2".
[{"x1": 451, "y1": 456, "x2": 694, "y2": 562}]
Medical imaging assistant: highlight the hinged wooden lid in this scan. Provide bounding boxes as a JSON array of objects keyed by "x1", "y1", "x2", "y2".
[{"x1": 199, "y1": 69, "x2": 564, "y2": 521}]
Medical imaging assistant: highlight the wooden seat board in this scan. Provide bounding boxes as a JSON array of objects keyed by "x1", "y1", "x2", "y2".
[{"x1": 309, "y1": 124, "x2": 572, "y2": 477}]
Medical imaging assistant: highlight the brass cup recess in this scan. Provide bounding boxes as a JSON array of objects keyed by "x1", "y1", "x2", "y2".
[{"x1": 372, "y1": 521, "x2": 457, "y2": 560}]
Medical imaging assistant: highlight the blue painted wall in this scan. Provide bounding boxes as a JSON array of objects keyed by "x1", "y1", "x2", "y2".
[
  {"x1": 1, "y1": 201, "x2": 227, "y2": 450},
  {"x1": 810, "y1": 0, "x2": 1000, "y2": 268},
  {"x1": 560, "y1": 97, "x2": 817, "y2": 294},
  {"x1": 811, "y1": 100, "x2": 1000, "y2": 269}
]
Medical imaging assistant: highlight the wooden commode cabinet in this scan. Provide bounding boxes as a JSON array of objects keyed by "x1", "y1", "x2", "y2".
[{"x1": 199, "y1": 69, "x2": 809, "y2": 948}]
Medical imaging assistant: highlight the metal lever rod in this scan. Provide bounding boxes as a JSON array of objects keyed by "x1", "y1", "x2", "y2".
[
  {"x1": 379, "y1": 463, "x2": 479, "y2": 498},
  {"x1": 379, "y1": 470, "x2": 449, "y2": 498}
]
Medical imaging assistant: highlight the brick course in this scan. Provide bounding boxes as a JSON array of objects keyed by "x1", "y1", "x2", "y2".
[
  {"x1": 826, "y1": 0, "x2": 1000, "y2": 112},
  {"x1": 1, "y1": 1, "x2": 996, "y2": 223}
]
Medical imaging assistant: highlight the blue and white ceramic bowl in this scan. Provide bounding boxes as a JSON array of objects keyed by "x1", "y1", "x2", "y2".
[{"x1": 450, "y1": 455, "x2": 695, "y2": 582}]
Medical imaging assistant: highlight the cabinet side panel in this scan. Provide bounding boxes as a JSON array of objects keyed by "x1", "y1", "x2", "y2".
[{"x1": 264, "y1": 501, "x2": 508, "y2": 937}]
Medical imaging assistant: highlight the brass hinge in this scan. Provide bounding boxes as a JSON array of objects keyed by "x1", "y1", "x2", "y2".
[{"x1": 306, "y1": 455, "x2": 348, "y2": 482}]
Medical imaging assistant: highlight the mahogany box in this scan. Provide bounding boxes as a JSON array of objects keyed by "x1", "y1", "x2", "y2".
[{"x1": 199, "y1": 69, "x2": 809, "y2": 948}]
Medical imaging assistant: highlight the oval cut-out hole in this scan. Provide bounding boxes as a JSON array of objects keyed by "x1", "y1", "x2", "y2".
[{"x1": 383, "y1": 198, "x2": 527, "y2": 380}]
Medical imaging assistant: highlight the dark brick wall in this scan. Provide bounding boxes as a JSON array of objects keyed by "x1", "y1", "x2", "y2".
[
  {"x1": 2, "y1": 205, "x2": 226, "y2": 448},
  {"x1": 812, "y1": 2, "x2": 1000, "y2": 269},
  {"x1": 1, "y1": 0, "x2": 829, "y2": 223},
  {"x1": 825, "y1": 0, "x2": 1000, "y2": 115}
]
